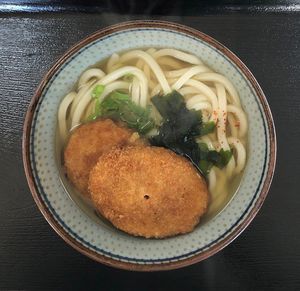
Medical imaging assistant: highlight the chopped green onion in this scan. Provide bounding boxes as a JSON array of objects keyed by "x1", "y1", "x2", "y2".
[
  {"x1": 87, "y1": 90, "x2": 155, "y2": 134},
  {"x1": 91, "y1": 84, "x2": 105, "y2": 99}
]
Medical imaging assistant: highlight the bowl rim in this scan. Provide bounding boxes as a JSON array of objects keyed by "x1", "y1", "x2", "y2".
[{"x1": 22, "y1": 20, "x2": 277, "y2": 271}]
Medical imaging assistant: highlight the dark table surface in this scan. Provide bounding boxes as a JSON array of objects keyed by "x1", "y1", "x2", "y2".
[{"x1": 1, "y1": 2, "x2": 300, "y2": 290}]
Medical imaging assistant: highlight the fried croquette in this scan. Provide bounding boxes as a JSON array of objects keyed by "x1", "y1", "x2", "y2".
[
  {"x1": 64, "y1": 119, "x2": 137, "y2": 197},
  {"x1": 88, "y1": 146, "x2": 209, "y2": 238}
]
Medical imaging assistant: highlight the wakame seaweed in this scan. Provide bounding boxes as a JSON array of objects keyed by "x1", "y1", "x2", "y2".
[
  {"x1": 151, "y1": 91, "x2": 202, "y2": 138},
  {"x1": 88, "y1": 90, "x2": 155, "y2": 134},
  {"x1": 197, "y1": 143, "x2": 233, "y2": 176},
  {"x1": 150, "y1": 91, "x2": 232, "y2": 176}
]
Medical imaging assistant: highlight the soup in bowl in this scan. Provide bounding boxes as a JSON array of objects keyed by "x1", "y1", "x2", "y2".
[{"x1": 23, "y1": 21, "x2": 276, "y2": 270}]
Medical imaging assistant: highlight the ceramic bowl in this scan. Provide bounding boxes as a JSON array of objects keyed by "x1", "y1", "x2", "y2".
[{"x1": 23, "y1": 21, "x2": 276, "y2": 271}]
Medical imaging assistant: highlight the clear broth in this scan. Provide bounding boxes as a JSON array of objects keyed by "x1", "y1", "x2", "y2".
[{"x1": 56, "y1": 51, "x2": 246, "y2": 234}]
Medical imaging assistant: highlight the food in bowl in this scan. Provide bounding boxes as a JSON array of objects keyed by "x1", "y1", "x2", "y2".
[
  {"x1": 23, "y1": 21, "x2": 276, "y2": 270},
  {"x1": 57, "y1": 47, "x2": 248, "y2": 238}
]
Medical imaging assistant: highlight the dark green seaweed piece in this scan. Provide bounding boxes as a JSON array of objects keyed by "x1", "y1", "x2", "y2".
[{"x1": 150, "y1": 91, "x2": 232, "y2": 176}]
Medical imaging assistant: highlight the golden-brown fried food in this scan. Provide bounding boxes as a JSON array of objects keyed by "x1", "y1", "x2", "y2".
[
  {"x1": 89, "y1": 146, "x2": 209, "y2": 238},
  {"x1": 64, "y1": 119, "x2": 136, "y2": 197}
]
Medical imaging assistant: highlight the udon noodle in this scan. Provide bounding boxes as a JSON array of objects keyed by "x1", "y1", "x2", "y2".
[{"x1": 58, "y1": 48, "x2": 247, "y2": 216}]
